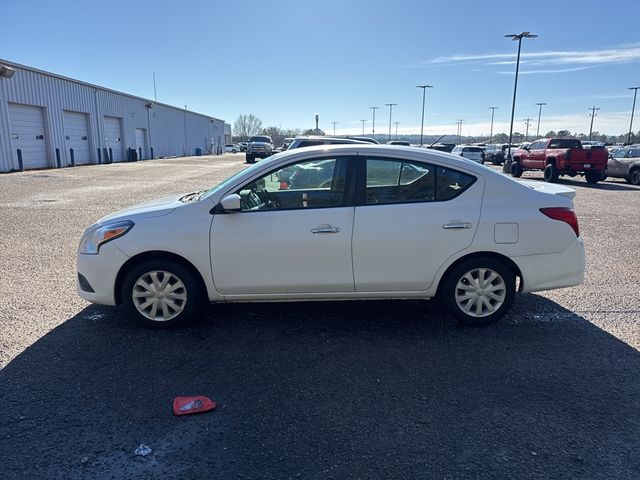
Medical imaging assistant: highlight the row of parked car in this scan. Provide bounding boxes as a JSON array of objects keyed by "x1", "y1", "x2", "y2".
[{"x1": 228, "y1": 136, "x2": 639, "y2": 186}]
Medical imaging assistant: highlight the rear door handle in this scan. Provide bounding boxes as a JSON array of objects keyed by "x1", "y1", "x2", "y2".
[
  {"x1": 311, "y1": 224, "x2": 340, "y2": 234},
  {"x1": 442, "y1": 223, "x2": 472, "y2": 230}
]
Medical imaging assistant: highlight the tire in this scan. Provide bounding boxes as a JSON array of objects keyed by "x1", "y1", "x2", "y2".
[
  {"x1": 232, "y1": 149, "x2": 237, "y2": 154},
  {"x1": 246, "y1": 154, "x2": 255, "y2": 164},
  {"x1": 543, "y1": 163, "x2": 559, "y2": 183},
  {"x1": 441, "y1": 257, "x2": 516, "y2": 326},
  {"x1": 511, "y1": 161, "x2": 523, "y2": 178},
  {"x1": 628, "y1": 168, "x2": 640, "y2": 186},
  {"x1": 121, "y1": 259, "x2": 202, "y2": 328},
  {"x1": 584, "y1": 171, "x2": 602, "y2": 184}
]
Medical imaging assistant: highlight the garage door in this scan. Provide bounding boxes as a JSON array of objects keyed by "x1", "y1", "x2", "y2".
[
  {"x1": 104, "y1": 116, "x2": 123, "y2": 162},
  {"x1": 8, "y1": 103, "x2": 48, "y2": 169},
  {"x1": 135, "y1": 128, "x2": 147, "y2": 160},
  {"x1": 63, "y1": 111, "x2": 91, "y2": 165}
]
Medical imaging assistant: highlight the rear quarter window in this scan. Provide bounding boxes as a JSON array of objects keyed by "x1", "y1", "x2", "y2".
[{"x1": 436, "y1": 166, "x2": 476, "y2": 201}]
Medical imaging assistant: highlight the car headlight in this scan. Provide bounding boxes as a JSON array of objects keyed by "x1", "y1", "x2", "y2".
[{"x1": 78, "y1": 220, "x2": 134, "y2": 255}]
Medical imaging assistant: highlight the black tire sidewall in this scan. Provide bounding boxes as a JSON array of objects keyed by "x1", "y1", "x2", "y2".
[
  {"x1": 121, "y1": 259, "x2": 201, "y2": 328},
  {"x1": 442, "y1": 257, "x2": 516, "y2": 326},
  {"x1": 544, "y1": 164, "x2": 558, "y2": 183},
  {"x1": 511, "y1": 161, "x2": 522, "y2": 178}
]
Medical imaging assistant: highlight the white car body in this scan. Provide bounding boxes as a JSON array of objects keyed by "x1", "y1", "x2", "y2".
[
  {"x1": 451, "y1": 145, "x2": 484, "y2": 163},
  {"x1": 77, "y1": 145, "x2": 585, "y2": 325},
  {"x1": 224, "y1": 144, "x2": 239, "y2": 153}
]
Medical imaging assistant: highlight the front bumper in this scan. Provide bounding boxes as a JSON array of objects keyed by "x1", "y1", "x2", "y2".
[
  {"x1": 76, "y1": 242, "x2": 130, "y2": 305},
  {"x1": 514, "y1": 237, "x2": 586, "y2": 293}
]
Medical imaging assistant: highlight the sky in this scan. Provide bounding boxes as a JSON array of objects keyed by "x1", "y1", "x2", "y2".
[{"x1": 2, "y1": 0, "x2": 640, "y2": 138}]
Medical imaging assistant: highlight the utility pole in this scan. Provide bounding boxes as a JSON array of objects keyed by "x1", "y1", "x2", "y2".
[
  {"x1": 331, "y1": 121, "x2": 338, "y2": 136},
  {"x1": 394, "y1": 122, "x2": 400, "y2": 140},
  {"x1": 385, "y1": 103, "x2": 397, "y2": 142},
  {"x1": 153, "y1": 72, "x2": 157, "y2": 101},
  {"x1": 416, "y1": 85, "x2": 434, "y2": 146},
  {"x1": 523, "y1": 117, "x2": 532, "y2": 141},
  {"x1": 370, "y1": 106, "x2": 379, "y2": 139},
  {"x1": 627, "y1": 87, "x2": 640, "y2": 144},
  {"x1": 588, "y1": 106, "x2": 600, "y2": 140},
  {"x1": 360, "y1": 119, "x2": 367, "y2": 135},
  {"x1": 488, "y1": 107, "x2": 498, "y2": 143},
  {"x1": 535, "y1": 102, "x2": 547, "y2": 139},
  {"x1": 503, "y1": 31, "x2": 538, "y2": 173}
]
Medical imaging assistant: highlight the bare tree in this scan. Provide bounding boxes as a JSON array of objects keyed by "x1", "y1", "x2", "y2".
[{"x1": 233, "y1": 114, "x2": 263, "y2": 141}]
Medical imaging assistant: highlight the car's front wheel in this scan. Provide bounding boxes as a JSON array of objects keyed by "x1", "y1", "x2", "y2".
[
  {"x1": 511, "y1": 161, "x2": 523, "y2": 178},
  {"x1": 441, "y1": 257, "x2": 515, "y2": 326},
  {"x1": 121, "y1": 259, "x2": 201, "y2": 328}
]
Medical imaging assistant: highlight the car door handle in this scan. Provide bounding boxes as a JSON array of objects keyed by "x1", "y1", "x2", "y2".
[
  {"x1": 442, "y1": 223, "x2": 472, "y2": 230},
  {"x1": 311, "y1": 225, "x2": 340, "y2": 234}
]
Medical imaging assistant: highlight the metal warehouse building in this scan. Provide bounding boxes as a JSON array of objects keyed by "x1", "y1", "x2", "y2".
[{"x1": 0, "y1": 59, "x2": 228, "y2": 173}]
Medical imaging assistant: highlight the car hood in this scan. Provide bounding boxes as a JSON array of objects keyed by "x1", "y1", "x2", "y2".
[
  {"x1": 97, "y1": 194, "x2": 184, "y2": 224},
  {"x1": 518, "y1": 180, "x2": 576, "y2": 199}
]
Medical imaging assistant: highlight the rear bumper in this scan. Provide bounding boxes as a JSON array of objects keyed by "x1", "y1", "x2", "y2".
[
  {"x1": 561, "y1": 161, "x2": 607, "y2": 172},
  {"x1": 514, "y1": 238, "x2": 585, "y2": 293}
]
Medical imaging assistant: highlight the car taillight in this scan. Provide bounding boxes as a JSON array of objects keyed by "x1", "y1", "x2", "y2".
[{"x1": 540, "y1": 207, "x2": 579, "y2": 237}]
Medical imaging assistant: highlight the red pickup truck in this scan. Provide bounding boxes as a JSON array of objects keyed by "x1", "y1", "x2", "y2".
[{"x1": 511, "y1": 138, "x2": 607, "y2": 183}]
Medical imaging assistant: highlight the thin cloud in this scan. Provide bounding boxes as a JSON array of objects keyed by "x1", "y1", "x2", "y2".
[
  {"x1": 497, "y1": 66, "x2": 593, "y2": 75},
  {"x1": 431, "y1": 44, "x2": 640, "y2": 68}
]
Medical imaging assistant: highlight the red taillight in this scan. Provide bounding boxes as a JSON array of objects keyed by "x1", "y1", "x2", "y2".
[{"x1": 540, "y1": 207, "x2": 580, "y2": 237}]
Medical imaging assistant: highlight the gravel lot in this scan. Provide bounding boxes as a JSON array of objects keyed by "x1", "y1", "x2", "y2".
[{"x1": 1, "y1": 154, "x2": 639, "y2": 479}]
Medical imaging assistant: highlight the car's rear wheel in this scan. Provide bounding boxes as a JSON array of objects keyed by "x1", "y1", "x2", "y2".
[
  {"x1": 628, "y1": 168, "x2": 640, "y2": 185},
  {"x1": 511, "y1": 161, "x2": 523, "y2": 178},
  {"x1": 584, "y1": 171, "x2": 602, "y2": 184},
  {"x1": 543, "y1": 163, "x2": 559, "y2": 183},
  {"x1": 442, "y1": 257, "x2": 515, "y2": 326},
  {"x1": 121, "y1": 259, "x2": 201, "y2": 328}
]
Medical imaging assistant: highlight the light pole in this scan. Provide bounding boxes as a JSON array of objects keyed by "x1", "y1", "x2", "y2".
[
  {"x1": 385, "y1": 103, "x2": 397, "y2": 142},
  {"x1": 456, "y1": 120, "x2": 464, "y2": 144},
  {"x1": 535, "y1": 102, "x2": 546, "y2": 139},
  {"x1": 360, "y1": 119, "x2": 367, "y2": 135},
  {"x1": 627, "y1": 87, "x2": 640, "y2": 144},
  {"x1": 394, "y1": 122, "x2": 400, "y2": 140},
  {"x1": 331, "y1": 121, "x2": 338, "y2": 136},
  {"x1": 488, "y1": 106, "x2": 498, "y2": 143},
  {"x1": 588, "y1": 106, "x2": 600, "y2": 141},
  {"x1": 370, "y1": 106, "x2": 379, "y2": 139},
  {"x1": 503, "y1": 31, "x2": 538, "y2": 173},
  {"x1": 416, "y1": 85, "x2": 434, "y2": 146},
  {"x1": 523, "y1": 117, "x2": 532, "y2": 141}
]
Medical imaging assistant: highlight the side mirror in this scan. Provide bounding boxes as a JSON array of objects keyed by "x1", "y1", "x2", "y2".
[{"x1": 219, "y1": 193, "x2": 241, "y2": 212}]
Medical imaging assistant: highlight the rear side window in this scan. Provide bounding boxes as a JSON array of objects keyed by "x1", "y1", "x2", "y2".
[
  {"x1": 436, "y1": 166, "x2": 476, "y2": 201},
  {"x1": 297, "y1": 140, "x2": 325, "y2": 148},
  {"x1": 364, "y1": 159, "x2": 475, "y2": 205},
  {"x1": 629, "y1": 149, "x2": 640, "y2": 158}
]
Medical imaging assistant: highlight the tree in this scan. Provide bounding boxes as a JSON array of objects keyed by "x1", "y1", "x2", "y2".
[
  {"x1": 556, "y1": 130, "x2": 571, "y2": 138},
  {"x1": 233, "y1": 114, "x2": 263, "y2": 141}
]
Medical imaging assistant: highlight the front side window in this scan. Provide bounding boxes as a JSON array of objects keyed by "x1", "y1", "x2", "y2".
[
  {"x1": 612, "y1": 149, "x2": 628, "y2": 159},
  {"x1": 236, "y1": 157, "x2": 348, "y2": 212}
]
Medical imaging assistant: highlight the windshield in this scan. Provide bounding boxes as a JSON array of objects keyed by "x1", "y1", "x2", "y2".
[
  {"x1": 249, "y1": 136, "x2": 271, "y2": 143},
  {"x1": 200, "y1": 161, "x2": 265, "y2": 199}
]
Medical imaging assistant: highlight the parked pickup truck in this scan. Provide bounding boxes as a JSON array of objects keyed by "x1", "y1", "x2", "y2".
[
  {"x1": 511, "y1": 138, "x2": 608, "y2": 184},
  {"x1": 245, "y1": 135, "x2": 274, "y2": 164}
]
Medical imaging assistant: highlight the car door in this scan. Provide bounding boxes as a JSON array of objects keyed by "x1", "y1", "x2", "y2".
[
  {"x1": 351, "y1": 156, "x2": 483, "y2": 292},
  {"x1": 210, "y1": 155, "x2": 355, "y2": 295}
]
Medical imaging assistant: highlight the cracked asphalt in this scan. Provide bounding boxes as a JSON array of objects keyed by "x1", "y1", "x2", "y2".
[{"x1": 0, "y1": 154, "x2": 639, "y2": 479}]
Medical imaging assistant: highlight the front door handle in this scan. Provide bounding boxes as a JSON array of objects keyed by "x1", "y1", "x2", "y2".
[
  {"x1": 311, "y1": 224, "x2": 340, "y2": 234},
  {"x1": 442, "y1": 223, "x2": 472, "y2": 230}
]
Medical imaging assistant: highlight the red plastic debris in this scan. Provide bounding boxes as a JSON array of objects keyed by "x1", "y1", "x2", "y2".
[{"x1": 173, "y1": 396, "x2": 217, "y2": 416}]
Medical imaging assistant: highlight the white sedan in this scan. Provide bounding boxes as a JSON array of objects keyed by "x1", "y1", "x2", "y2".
[
  {"x1": 77, "y1": 145, "x2": 585, "y2": 327},
  {"x1": 224, "y1": 144, "x2": 239, "y2": 153}
]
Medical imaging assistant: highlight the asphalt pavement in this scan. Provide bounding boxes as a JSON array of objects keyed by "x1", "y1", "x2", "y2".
[{"x1": 0, "y1": 154, "x2": 639, "y2": 479}]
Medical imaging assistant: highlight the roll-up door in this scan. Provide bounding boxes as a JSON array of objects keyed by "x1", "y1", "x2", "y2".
[
  {"x1": 8, "y1": 103, "x2": 48, "y2": 169},
  {"x1": 63, "y1": 111, "x2": 91, "y2": 165},
  {"x1": 104, "y1": 116, "x2": 123, "y2": 162}
]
